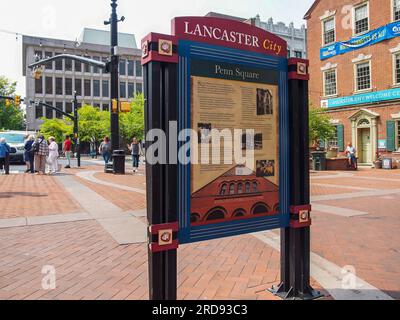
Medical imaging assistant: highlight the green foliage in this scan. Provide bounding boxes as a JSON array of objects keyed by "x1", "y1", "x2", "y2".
[
  {"x1": 77, "y1": 105, "x2": 110, "y2": 143},
  {"x1": 39, "y1": 118, "x2": 73, "y2": 143},
  {"x1": 120, "y1": 93, "x2": 145, "y2": 142},
  {"x1": 309, "y1": 107, "x2": 335, "y2": 145},
  {"x1": 0, "y1": 76, "x2": 24, "y2": 130}
]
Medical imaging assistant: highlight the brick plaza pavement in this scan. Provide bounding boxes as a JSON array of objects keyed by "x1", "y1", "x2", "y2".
[{"x1": 0, "y1": 165, "x2": 398, "y2": 300}]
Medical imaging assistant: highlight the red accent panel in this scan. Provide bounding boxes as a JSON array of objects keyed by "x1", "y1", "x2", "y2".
[
  {"x1": 172, "y1": 17, "x2": 287, "y2": 58},
  {"x1": 290, "y1": 205, "x2": 312, "y2": 215},
  {"x1": 149, "y1": 222, "x2": 179, "y2": 235},
  {"x1": 290, "y1": 219, "x2": 312, "y2": 229},
  {"x1": 288, "y1": 58, "x2": 310, "y2": 81},
  {"x1": 141, "y1": 33, "x2": 178, "y2": 65},
  {"x1": 150, "y1": 240, "x2": 179, "y2": 253}
]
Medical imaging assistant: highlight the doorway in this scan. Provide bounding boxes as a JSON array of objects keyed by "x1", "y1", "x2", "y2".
[{"x1": 358, "y1": 128, "x2": 371, "y2": 164}]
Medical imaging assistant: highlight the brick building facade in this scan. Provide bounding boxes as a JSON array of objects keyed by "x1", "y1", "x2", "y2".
[{"x1": 305, "y1": 0, "x2": 400, "y2": 165}]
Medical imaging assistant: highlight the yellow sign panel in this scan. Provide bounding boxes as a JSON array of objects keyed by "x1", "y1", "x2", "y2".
[{"x1": 120, "y1": 101, "x2": 132, "y2": 113}]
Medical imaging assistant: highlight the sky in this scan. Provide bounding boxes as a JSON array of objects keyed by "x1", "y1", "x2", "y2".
[{"x1": 0, "y1": 0, "x2": 315, "y2": 96}]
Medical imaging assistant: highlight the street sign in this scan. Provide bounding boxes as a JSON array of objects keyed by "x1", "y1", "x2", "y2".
[{"x1": 142, "y1": 16, "x2": 315, "y2": 300}]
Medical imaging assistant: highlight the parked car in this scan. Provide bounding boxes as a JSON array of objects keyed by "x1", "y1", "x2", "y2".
[{"x1": 0, "y1": 131, "x2": 36, "y2": 164}]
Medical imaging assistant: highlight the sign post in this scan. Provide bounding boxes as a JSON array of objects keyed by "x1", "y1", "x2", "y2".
[{"x1": 142, "y1": 16, "x2": 319, "y2": 300}]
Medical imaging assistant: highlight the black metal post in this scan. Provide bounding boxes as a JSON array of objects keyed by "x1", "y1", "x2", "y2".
[
  {"x1": 73, "y1": 91, "x2": 80, "y2": 168},
  {"x1": 109, "y1": 0, "x2": 120, "y2": 151},
  {"x1": 144, "y1": 59, "x2": 178, "y2": 300},
  {"x1": 270, "y1": 59, "x2": 322, "y2": 300}
]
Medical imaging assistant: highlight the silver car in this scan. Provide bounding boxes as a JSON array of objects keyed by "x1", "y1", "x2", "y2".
[{"x1": 0, "y1": 131, "x2": 36, "y2": 164}]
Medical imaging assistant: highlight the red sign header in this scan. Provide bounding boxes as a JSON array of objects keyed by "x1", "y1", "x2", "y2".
[{"x1": 172, "y1": 17, "x2": 287, "y2": 58}]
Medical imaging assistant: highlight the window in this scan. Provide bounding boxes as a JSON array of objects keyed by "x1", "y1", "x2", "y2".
[
  {"x1": 56, "y1": 78, "x2": 63, "y2": 95},
  {"x1": 398, "y1": 121, "x2": 400, "y2": 148},
  {"x1": 93, "y1": 80, "x2": 100, "y2": 97},
  {"x1": 84, "y1": 79, "x2": 91, "y2": 97},
  {"x1": 55, "y1": 102, "x2": 63, "y2": 119},
  {"x1": 46, "y1": 101, "x2": 53, "y2": 119},
  {"x1": 65, "y1": 102, "x2": 73, "y2": 114},
  {"x1": 65, "y1": 78, "x2": 72, "y2": 96},
  {"x1": 119, "y1": 59, "x2": 126, "y2": 76},
  {"x1": 395, "y1": 53, "x2": 400, "y2": 84},
  {"x1": 75, "y1": 58, "x2": 82, "y2": 72},
  {"x1": 237, "y1": 183, "x2": 243, "y2": 194},
  {"x1": 45, "y1": 77, "x2": 53, "y2": 95},
  {"x1": 93, "y1": 56, "x2": 100, "y2": 74},
  {"x1": 75, "y1": 79, "x2": 82, "y2": 96},
  {"x1": 355, "y1": 61, "x2": 371, "y2": 91},
  {"x1": 394, "y1": 0, "x2": 400, "y2": 21},
  {"x1": 55, "y1": 53, "x2": 63, "y2": 71},
  {"x1": 323, "y1": 18, "x2": 335, "y2": 45},
  {"x1": 128, "y1": 83, "x2": 135, "y2": 98},
  {"x1": 253, "y1": 182, "x2": 258, "y2": 192},
  {"x1": 294, "y1": 51, "x2": 303, "y2": 58},
  {"x1": 323, "y1": 69, "x2": 337, "y2": 96},
  {"x1": 220, "y1": 184, "x2": 227, "y2": 195},
  {"x1": 136, "y1": 83, "x2": 143, "y2": 94},
  {"x1": 84, "y1": 56, "x2": 91, "y2": 73},
  {"x1": 34, "y1": 50, "x2": 42, "y2": 61},
  {"x1": 101, "y1": 57, "x2": 108, "y2": 74},
  {"x1": 127, "y1": 60, "x2": 134, "y2": 76},
  {"x1": 65, "y1": 58, "x2": 72, "y2": 72},
  {"x1": 354, "y1": 3, "x2": 369, "y2": 35},
  {"x1": 102, "y1": 80, "x2": 109, "y2": 98},
  {"x1": 35, "y1": 105, "x2": 43, "y2": 118},
  {"x1": 35, "y1": 78, "x2": 43, "y2": 94},
  {"x1": 120, "y1": 82, "x2": 126, "y2": 98},
  {"x1": 229, "y1": 183, "x2": 235, "y2": 195},
  {"x1": 136, "y1": 61, "x2": 142, "y2": 77},
  {"x1": 245, "y1": 182, "x2": 251, "y2": 193},
  {"x1": 328, "y1": 126, "x2": 338, "y2": 148},
  {"x1": 44, "y1": 52, "x2": 53, "y2": 69}
]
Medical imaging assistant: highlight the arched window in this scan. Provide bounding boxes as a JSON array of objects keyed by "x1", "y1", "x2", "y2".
[
  {"x1": 253, "y1": 181, "x2": 258, "y2": 192},
  {"x1": 357, "y1": 118, "x2": 370, "y2": 126},
  {"x1": 232, "y1": 209, "x2": 246, "y2": 218},
  {"x1": 273, "y1": 204, "x2": 279, "y2": 213},
  {"x1": 206, "y1": 207, "x2": 226, "y2": 221},
  {"x1": 252, "y1": 202, "x2": 270, "y2": 215},
  {"x1": 229, "y1": 183, "x2": 235, "y2": 195},
  {"x1": 245, "y1": 182, "x2": 251, "y2": 193},
  {"x1": 237, "y1": 183, "x2": 243, "y2": 194},
  {"x1": 220, "y1": 184, "x2": 227, "y2": 195}
]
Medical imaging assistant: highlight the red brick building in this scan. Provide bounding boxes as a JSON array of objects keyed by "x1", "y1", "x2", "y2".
[
  {"x1": 191, "y1": 166, "x2": 279, "y2": 226},
  {"x1": 305, "y1": 0, "x2": 400, "y2": 165}
]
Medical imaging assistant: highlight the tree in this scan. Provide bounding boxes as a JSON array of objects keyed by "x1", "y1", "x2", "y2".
[
  {"x1": 0, "y1": 76, "x2": 24, "y2": 130},
  {"x1": 120, "y1": 93, "x2": 145, "y2": 143},
  {"x1": 309, "y1": 107, "x2": 335, "y2": 147},
  {"x1": 77, "y1": 105, "x2": 110, "y2": 144},
  {"x1": 39, "y1": 118, "x2": 73, "y2": 143}
]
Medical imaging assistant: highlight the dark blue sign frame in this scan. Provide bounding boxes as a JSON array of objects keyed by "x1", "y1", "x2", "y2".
[{"x1": 177, "y1": 40, "x2": 290, "y2": 244}]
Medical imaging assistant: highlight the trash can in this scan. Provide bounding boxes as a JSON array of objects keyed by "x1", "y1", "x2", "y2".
[
  {"x1": 112, "y1": 150, "x2": 126, "y2": 175},
  {"x1": 382, "y1": 158, "x2": 393, "y2": 170},
  {"x1": 311, "y1": 151, "x2": 327, "y2": 171}
]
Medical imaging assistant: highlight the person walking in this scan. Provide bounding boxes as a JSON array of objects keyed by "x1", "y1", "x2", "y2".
[
  {"x1": 24, "y1": 135, "x2": 35, "y2": 174},
  {"x1": 48, "y1": 137, "x2": 59, "y2": 174},
  {"x1": 99, "y1": 137, "x2": 112, "y2": 164},
  {"x1": 63, "y1": 136, "x2": 72, "y2": 169},
  {"x1": 33, "y1": 135, "x2": 49, "y2": 175},
  {"x1": 128, "y1": 137, "x2": 142, "y2": 173},
  {"x1": 0, "y1": 138, "x2": 11, "y2": 175}
]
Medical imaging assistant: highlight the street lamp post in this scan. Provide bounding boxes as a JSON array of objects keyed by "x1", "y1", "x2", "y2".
[
  {"x1": 73, "y1": 91, "x2": 81, "y2": 168},
  {"x1": 105, "y1": 0, "x2": 125, "y2": 152}
]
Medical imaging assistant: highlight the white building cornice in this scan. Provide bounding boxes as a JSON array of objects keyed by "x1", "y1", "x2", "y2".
[
  {"x1": 319, "y1": 10, "x2": 336, "y2": 21},
  {"x1": 352, "y1": 53, "x2": 372, "y2": 63},
  {"x1": 321, "y1": 62, "x2": 338, "y2": 71}
]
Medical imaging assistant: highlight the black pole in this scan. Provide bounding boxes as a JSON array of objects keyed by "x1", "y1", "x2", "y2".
[
  {"x1": 270, "y1": 59, "x2": 322, "y2": 300},
  {"x1": 109, "y1": 0, "x2": 120, "y2": 151},
  {"x1": 73, "y1": 91, "x2": 80, "y2": 168}
]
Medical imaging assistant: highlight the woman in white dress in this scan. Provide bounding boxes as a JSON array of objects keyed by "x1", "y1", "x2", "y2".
[{"x1": 47, "y1": 137, "x2": 59, "y2": 174}]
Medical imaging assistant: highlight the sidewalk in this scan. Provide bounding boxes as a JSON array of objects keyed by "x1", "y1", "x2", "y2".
[{"x1": 0, "y1": 165, "x2": 399, "y2": 300}]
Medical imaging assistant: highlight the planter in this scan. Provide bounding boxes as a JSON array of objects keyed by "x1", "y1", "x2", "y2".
[
  {"x1": 326, "y1": 149, "x2": 338, "y2": 158},
  {"x1": 374, "y1": 160, "x2": 382, "y2": 169}
]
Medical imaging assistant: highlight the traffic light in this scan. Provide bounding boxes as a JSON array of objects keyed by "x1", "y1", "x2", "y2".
[
  {"x1": 14, "y1": 96, "x2": 21, "y2": 107},
  {"x1": 112, "y1": 99, "x2": 118, "y2": 112},
  {"x1": 5, "y1": 99, "x2": 11, "y2": 107},
  {"x1": 120, "y1": 101, "x2": 131, "y2": 113}
]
